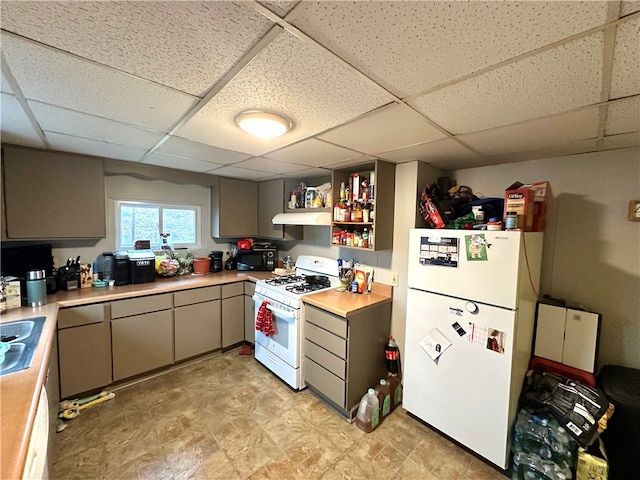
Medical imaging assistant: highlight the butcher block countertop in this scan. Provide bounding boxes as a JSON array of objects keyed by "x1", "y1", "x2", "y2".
[
  {"x1": 0, "y1": 270, "x2": 272, "y2": 480},
  {"x1": 303, "y1": 282, "x2": 392, "y2": 317}
]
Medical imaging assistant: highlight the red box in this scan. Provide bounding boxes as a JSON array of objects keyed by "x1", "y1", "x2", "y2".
[{"x1": 504, "y1": 181, "x2": 550, "y2": 231}]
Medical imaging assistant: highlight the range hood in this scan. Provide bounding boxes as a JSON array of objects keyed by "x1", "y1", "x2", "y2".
[{"x1": 272, "y1": 211, "x2": 332, "y2": 226}]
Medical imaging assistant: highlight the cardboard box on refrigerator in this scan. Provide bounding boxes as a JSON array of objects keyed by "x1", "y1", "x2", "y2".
[{"x1": 504, "y1": 181, "x2": 550, "y2": 231}]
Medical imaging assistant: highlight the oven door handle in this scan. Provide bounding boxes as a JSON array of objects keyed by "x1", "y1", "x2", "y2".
[{"x1": 265, "y1": 304, "x2": 297, "y2": 320}]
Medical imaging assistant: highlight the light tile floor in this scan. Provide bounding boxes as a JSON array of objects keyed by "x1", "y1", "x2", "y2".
[{"x1": 51, "y1": 350, "x2": 509, "y2": 479}]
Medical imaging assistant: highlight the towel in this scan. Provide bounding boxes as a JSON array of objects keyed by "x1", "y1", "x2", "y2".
[{"x1": 256, "y1": 300, "x2": 275, "y2": 337}]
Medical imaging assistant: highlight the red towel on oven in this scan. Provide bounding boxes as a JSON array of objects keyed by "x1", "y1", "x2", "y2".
[{"x1": 256, "y1": 300, "x2": 275, "y2": 337}]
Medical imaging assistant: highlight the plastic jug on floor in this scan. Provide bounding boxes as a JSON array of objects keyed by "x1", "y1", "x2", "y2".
[{"x1": 355, "y1": 388, "x2": 380, "y2": 433}]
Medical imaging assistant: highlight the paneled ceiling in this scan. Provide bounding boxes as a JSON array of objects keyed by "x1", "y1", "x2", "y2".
[{"x1": 1, "y1": 1, "x2": 638, "y2": 179}]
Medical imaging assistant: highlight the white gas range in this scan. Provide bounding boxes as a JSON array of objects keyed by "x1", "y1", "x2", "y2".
[{"x1": 253, "y1": 255, "x2": 339, "y2": 389}]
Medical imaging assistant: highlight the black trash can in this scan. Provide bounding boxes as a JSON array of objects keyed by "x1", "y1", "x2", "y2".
[{"x1": 597, "y1": 365, "x2": 640, "y2": 480}]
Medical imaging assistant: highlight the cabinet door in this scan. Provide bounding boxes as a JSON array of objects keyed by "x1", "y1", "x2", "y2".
[
  {"x1": 3, "y1": 146, "x2": 106, "y2": 239},
  {"x1": 211, "y1": 178, "x2": 257, "y2": 238},
  {"x1": 58, "y1": 322, "x2": 111, "y2": 398},
  {"x1": 222, "y1": 295, "x2": 244, "y2": 349},
  {"x1": 244, "y1": 282, "x2": 255, "y2": 344},
  {"x1": 111, "y1": 310, "x2": 174, "y2": 381},
  {"x1": 258, "y1": 179, "x2": 303, "y2": 240},
  {"x1": 174, "y1": 300, "x2": 221, "y2": 361}
]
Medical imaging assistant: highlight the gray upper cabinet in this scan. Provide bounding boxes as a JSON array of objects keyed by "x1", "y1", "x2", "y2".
[
  {"x1": 211, "y1": 177, "x2": 257, "y2": 238},
  {"x1": 2, "y1": 146, "x2": 106, "y2": 239},
  {"x1": 258, "y1": 179, "x2": 302, "y2": 240}
]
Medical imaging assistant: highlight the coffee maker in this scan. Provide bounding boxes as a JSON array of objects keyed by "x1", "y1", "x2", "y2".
[{"x1": 224, "y1": 243, "x2": 238, "y2": 270}]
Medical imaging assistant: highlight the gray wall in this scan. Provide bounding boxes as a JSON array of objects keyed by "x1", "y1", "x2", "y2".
[{"x1": 452, "y1": 147, "x2": 640, "y2": 371}]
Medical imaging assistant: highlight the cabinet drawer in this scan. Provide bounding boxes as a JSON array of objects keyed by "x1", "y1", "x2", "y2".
[
  {"x1": 58, "y1": 303, "x2": 108, "y2": 329},
  {"x1": 174, "y1": 286, "x2": 221, "y2": 307},
  {"x1": 304, "y1": 356, "x2": 345, "y2": 408},
  {"x1": 111, "y1": 293, "x2": 173, "y2": 319},
  {"x1": 304, "y1": 339, "x2": 345, "y2": 380},
  {"x1": 305, "y1": 322, "x2": 346, "y2": 359},
  {"x1": 305, "y1": 305, "x2": 347, "y2": 338},
  {"x1": 244, "y1": 281, "x2": 255, "y2": 296},
  {"x1": 221, "y1": 282, "x2": 243, "y2": 299}
]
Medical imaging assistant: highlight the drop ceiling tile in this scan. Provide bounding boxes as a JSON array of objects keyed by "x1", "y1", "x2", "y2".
[
  {"x1": 458, "y1": 108, "x2": 600, "y2": 156},
  {"x1": 620, "y1": 2, "x2": 640, "y2": 16},
  {"x1": 142, "y1": 152, "x2": 224, "y2": 173},
  {"x1": 1, "y1": 72, "x2": 13, "y2": 94},
  {"x1": 602, "y1": 132, "x2": 640, "y2": 149},
  {"x1": 606, "y1": 97, "x2": 640, "y2": 135},
  {"x1": 282, "y1": 166, "x2": 333, "y2": 179},
  {"x1": 322, "y1": 155, "x2": 378, "y2": 170},
  {"x1": 376, "y1": 138, "x2": 480, "y2": 167},
  {"x1": 1, "y1": 34, "x2": 198, "y2": 132},
  {"x1": 258, "y1": 1, "x2": 300, "y2": 17},
  {"x1": 28, "y1": 101, "x2": 165, "y2": 150},
  {"x1": 177, "y1": 30, "x2": 393, "y2": 156},
  {"x1": 411, "y1": 33, "x2": 604, "y2": 134},
  {"x1": 610, "y1": 17, "x2": 640, "y2": 99},
  {"x1": 208, "y1": 165, "x2": 273, "y2": 180},
  {"x1": 291, "y1": 1, "x2": 608, "y2": 97},
  {"x1": 44, "y1": 132, "x2": 149, "y2": 162},
  {"x1": 487, "y1": 139, "x2": 599, "y2": 165},
  {"x1": 265, "y1": 138, "x2": 362, "y2": 167},
  {"x1": 157, "y1": 136, "x2": 250, "y2": 165},
  {"x1": 0, "y1": 1, "x2": 274, "y2": 97},
  {"x1": 318, "y1": 103, "x2": 447, "y2": 154},
  {"x1": 0, "y1": 93, "x2": 46, "y2": 148},
  {"x1": 234, "y1": 156, "x2": 310, "y2": 174}
]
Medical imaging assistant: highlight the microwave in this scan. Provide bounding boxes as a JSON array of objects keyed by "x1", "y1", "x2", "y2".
[{"x1": 236, "y1": 248, "x2": 277, "y2": 271}]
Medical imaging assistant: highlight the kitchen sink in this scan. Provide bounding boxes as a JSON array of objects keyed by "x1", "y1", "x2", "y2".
[{"x1": 0, "y1": 317, "x2": 46, "y2": 376}]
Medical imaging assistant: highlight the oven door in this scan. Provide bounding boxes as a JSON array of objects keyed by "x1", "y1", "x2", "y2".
[{"x1": 253, "y1": 292, "x2": 300, "y2": 368}]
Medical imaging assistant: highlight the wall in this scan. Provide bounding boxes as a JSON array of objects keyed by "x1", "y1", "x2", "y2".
[
  {"x1": 452, "y1": 147, "x2": 640, "y2": 371},
  {"x1": 49, "y1": 174, "x2": 232, "y2": 269}
]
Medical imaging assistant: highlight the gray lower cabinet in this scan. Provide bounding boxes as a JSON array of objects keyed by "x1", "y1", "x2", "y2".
[
  {"x1": 244, "y1": 281, "x2": 255, "y2": 344},
  {"x1": 111, "y1": 294, "x2": 174, "y2": 381},
  {"x1": 303, "y1": 302, "x2": 391, "y2": 419},
  {"x1": 174, "y1": 286, "x2": 221, "y2": 361},
  {"x1": 221, "y1": 283, "x2": 244, "y2": 349},
  {"x1": 57, "y1": 303, "x2": 112, "y2": 399}
]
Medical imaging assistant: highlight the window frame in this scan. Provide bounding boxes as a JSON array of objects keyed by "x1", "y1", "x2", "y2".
[{"x1": 115, "y1": 199, "x2": 202, "y2": 251}]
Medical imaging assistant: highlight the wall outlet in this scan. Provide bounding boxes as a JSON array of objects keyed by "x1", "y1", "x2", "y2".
[{"x1": 390, "y1": 272, "x2": 399, "y2": 287}]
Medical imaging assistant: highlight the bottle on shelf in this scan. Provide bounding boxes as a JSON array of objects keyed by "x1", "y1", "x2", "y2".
[
  {"x1": 339, "y1": 182, "x2": 346, "y2": 201},
  {"x1": 362, "y1": 228, "x2": 369, "y2": 248},
  {"x1": 369, "y1": 171, "x2": 375, "y2": 201},
  {"x1": 354, "y1": 202, "x2": 363, "y2": 222},
  {"x1": 363, "y1": 204, "x2": 370, "y2": 223}
]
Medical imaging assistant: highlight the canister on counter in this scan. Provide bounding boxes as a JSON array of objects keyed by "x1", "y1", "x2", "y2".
[{"x1": 27, "y1": 270, "x2": 47, "y2": 307}]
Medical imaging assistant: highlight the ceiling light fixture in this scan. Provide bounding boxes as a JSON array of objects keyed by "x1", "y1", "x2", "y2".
[{"x1": 235, "y1": 111, "x2": 292, "y2": 138}]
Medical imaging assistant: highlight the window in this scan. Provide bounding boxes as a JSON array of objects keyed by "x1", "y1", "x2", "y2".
[{"x1": 115, "y1": 200, "x2": 201, "y2": 250}]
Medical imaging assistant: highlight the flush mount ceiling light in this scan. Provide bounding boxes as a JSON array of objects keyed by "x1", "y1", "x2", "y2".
[{"x1": 235, "y1": 111, "x2": 292, "y2": 138}]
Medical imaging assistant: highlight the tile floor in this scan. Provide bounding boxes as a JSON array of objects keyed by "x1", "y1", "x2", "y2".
[{"x1": 51, "y1": 350, "x2": 509, "y2": 479}]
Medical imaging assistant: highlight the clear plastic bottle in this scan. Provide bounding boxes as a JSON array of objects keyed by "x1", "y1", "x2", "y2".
[
  {"x1": 512, "y1": 409, "x2": 577, "y2": 472},
  {"x1": 355, "y1": 388, "x2": 380, "y2": 433}
]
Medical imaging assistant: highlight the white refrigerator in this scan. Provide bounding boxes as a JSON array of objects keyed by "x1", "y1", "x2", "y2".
[{"x1": 403, "y1": 229, "x2": 543, "y2": 469}]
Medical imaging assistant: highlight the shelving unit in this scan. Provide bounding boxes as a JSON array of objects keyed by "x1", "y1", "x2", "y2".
[{"x1": 330, "y1": 160, "x2": 396, "y2": 251}]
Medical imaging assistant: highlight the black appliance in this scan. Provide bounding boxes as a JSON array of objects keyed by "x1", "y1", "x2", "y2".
[
  {"x1": 225, "y1": 256, "x2": 237, "y2": 270},
  {"x1": 1, "y1": 243, "x2": 55, "y2": 294},
  {"x1": 208, "y1": 251, "x2": 223, "y2": 273},
  {"x1": 237, "y1": 247, "x2": 277, "y2": 271},
  {"x1": 113, "y1": 251, "x2": 130, "y2": 286},
  {"x1": 127, "y1": 250, "x2": 155, "y2": 284}
]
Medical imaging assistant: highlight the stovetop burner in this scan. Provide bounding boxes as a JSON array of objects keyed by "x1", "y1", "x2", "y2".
[
  {"x1": 264, "y1": 275, "x2": 305, "y2": 286},
  {"x1": 285, "y1": 282, "x2": 331, "y2": 294}
]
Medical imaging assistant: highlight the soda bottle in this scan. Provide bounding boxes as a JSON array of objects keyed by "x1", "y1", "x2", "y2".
[{"x1": 385, "y1": 336, "x2": 400, "y2": 376}]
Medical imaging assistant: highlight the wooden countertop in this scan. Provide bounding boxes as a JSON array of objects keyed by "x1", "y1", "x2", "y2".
[
  {"x1": 0, "y1": 270, "x2": 271, "y2": 479},
  {"x1": 303, "y1": 282, "x2": 392, "y2": 317}
]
